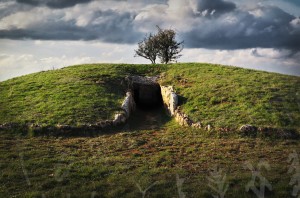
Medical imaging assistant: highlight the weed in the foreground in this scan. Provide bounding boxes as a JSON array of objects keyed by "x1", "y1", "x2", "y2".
[
  {"x1": 244, "y1": 160, "x2": 272, "y2": 198},
  {"x1": 176, "y1": 174, "x2": 187, "y2": 198},
  {"x1": 287, "y1": 150, "x2": 300, "y2": 197},
  {"x1": 0, "y1": 117, "x2": 299, "y2": 197},
  {"x1": 136, "y1": 181, "x2": 158, "y2": 198},
  {"x1": 207, "y1": 166, "x2": 229, "y2": 198},
  {"x1": 19, "y1": 152, "x2": 31, "y2": 186}
]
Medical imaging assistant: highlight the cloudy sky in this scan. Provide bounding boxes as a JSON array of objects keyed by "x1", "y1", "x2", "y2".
[{"x1": 0, "y1": 0, "x2": 299, "y2": 81}]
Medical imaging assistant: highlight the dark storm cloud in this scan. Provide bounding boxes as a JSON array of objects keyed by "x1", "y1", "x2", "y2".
[
  {"x1": 16, "y1": 0, "x2": 92, "y2": 9},
  {"x1": 0, "y1": 0, "x2": 299, "y2": 52},
  {"x1": 0, "y1": 10, "x2": 142, "y2": 43},
  {"x1": 0, "y1": 0, "x2": 32, "y2": 19},
  {"x1": 14, "y1": 0, "x2": 165, "y2": 9},
  {"x1": 183, "y1": 6, "x2": 300, "y2": 51},
  {"x1": 196, "y1": 0, "x2": 236, "y2": 16},
  {"x1": 289, "y1": 0, "x2": 300, "y2": 7}
]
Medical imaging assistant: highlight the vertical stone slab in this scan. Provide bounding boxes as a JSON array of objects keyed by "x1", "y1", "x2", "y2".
[{"x1": 160, "y1": 85, "x2": 178, "y2": 115}]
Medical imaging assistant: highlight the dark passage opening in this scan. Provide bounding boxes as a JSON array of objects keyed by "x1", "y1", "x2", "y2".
[
  {"x1": 133, "y1": 83, "x2": 163, "y2": 110},
  {"x1": 125, "y1": 79, "x2": 169, "y2": 130}
]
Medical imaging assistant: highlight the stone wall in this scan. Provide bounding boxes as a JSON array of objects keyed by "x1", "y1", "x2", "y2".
[
  {"x1": 122, "y1": 91, "x2": 136, "y2": 117},
  {"x1": 160, "y1": 85, "x2": 202, "y2": 129},
  {"x1": 113, "y1": 91, "x2": 136, "y2": 126},
  {"x1": 160, "y1": 86, "x2": 178, "y2": 116}
]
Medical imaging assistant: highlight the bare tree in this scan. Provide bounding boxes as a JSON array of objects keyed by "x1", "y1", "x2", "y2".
[
  {"x1": 134, "y1": 27, "x2": 184, "y2": 64},
  {"x1": 134, "y1": 33, "x2": 158, "y2": 64}
]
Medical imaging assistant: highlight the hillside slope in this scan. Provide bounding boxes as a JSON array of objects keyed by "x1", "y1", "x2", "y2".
[
  {"x1": 160, "y1": 63, "x2": 300, "y2": 130},
  {"x1": 0, "y1": 64, "x2": 163, "y2": 126},
  {"x1": 1, "y1": 63, "x2": 300, "y2": 197},
  {"x1": 0, "y1": 63, "x2": 299, "y2": 131}
]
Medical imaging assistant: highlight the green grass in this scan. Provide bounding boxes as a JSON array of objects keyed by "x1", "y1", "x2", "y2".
[
  {"x1": 0, "y1": 63, "x2": 299, "y2": 197},
  {"x1": 0, "y1": 64, "x2": 165, "y2": 126},
  {"x1": 161, "y1": 63, "x2": 300, "y2": 130},
  {"x1": 1, "y1": 125, "x2": 299, "y2": 197},
  {"x1": 0, "y1": 63, "x2": 299, "y2": 131}
]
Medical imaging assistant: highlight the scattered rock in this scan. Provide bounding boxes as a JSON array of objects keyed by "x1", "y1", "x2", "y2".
[
  {"x1": 95, "y1": 80, "x2": 104, "y2": 84},
  {"x1": 113, "y1": 113, "x2": 127, "y2": 126},
  {"x1": 28, "y1": 123, "x2": 43, "y2": 133},
  {"x1": 95, "y1": 121, "x2": 105, "y2": 128},
  {"x1": 56, "y1": 124, "x2": 71, "y2": 130},
  {"x1": 174, "y1": 109, "x2": 193, "y2": 126},
  {"x1": 239, "y1": 124, "x2": 258, "y2": 137},
  {"x1": 104, "y1": 120, "x2": 112, "y2": 126},
  {"x1": 0, "y1": 123, "x2": 22, "y2": 130},
  {"x1": 46, "y1": 126, "x2": 56, "y2": 132},
  {"x1": 240, "y1": 124, "x2": 257, "y2": 133},
  {"x1": 191, "y1": 122, "x2": 202, "y2": 129},
  {"x1": 29, "y1": 123, "x2": 42, "y2": 129},
  {"x1": 205, "y1": 124, "x2": 212, "y2": 131},
  {"x1": 217, "y1": 127, "x2": 231, "y2": 132},
  {"x1": 258, "y1": 127, "x2": 299, "y2": 139}
]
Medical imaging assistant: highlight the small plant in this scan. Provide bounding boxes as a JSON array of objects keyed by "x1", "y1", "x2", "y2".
[
  {"x1": 287, "y1": 150, "x2": 300, "y2": 197},
  {"x1": 207, "y1": 166, "x2": 229, "y2": 198},
  {"x1": 244, "y1": 160, "x2": 272, "y2": 198}
]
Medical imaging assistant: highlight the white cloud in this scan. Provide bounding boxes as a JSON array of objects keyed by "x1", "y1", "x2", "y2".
[
  {"x1": 0, "y1": 1, "x2": 14, "y2": 9},
  {"x1": 249, "y1": 8, "x2": 264, "y2": 18},
  {"x1": 1, "y1": 39, "x2": 299, "y2": 82},
  {"x1": 0, "y1": 11, "x2": 36, "y2": 29},
  {"x1": 290, "y1": 17, "x2": 300, "y2": 33},
  {"x1": 0, "y1": 39, "x2": 149, "y2": 81},
  {"x1": 251, "y1": 48, "x2": 292, "y2": 59},
  {"x1": 0, "y1": 0, "x2": 299, "y2": 81},
  {"x1": 0, "y1": 7, "x2": 62, "y2": 29},
  {"x1": 180, "y1": 48, "x2": 300, "y2": 76}
]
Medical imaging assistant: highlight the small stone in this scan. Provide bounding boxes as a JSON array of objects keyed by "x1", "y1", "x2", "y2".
[
  {"x1": 113, "y1": 113, "x2": 127, "y2": 126},
  {"x1": 56, "y1": 124, "x2": 71, "y2": 130},
  {"x1": 105, "y1": 120, "x2": 112, "y2": 126},
  {"x1": 205, "y1": 124, "x2": 211, "y2": 131},
  {"x1": 239, "y1": 124, "x2": 257, "y2": 133},
  {"x1": 192, "y1": 122, "x2": 202, "y2": 129}
]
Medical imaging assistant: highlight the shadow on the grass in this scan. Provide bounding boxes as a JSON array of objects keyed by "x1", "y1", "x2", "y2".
[
  {"x1": 0, "y1": 106, "x2": 172, "y2": 137},
  {"x1": 121, "y1": 106, "x2": 171, "y2": 131}
]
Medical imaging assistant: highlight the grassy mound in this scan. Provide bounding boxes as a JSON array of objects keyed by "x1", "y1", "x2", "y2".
[
  {"x1": 0, "y1": 63, "x2": 299, "y2": 197},
  {"x1": 0, "y1": 64, "x2": 164, "y2": 126},
  {"x1": 0, "y1": 63, "x2": 299, "y2": 131},
  {"x1": 160, "y1": 63, "x2": 300, "y2": 130}
]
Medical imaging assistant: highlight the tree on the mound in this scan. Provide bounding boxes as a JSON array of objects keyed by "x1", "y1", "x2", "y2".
[
  {"x1": 134, "y1": 27, "x2": 184, "y2": 64},
  {"x1": 134, "y1": 33, "x2": 158, "y2": 64},
  {"x1": 156, "y1": 26, "x2": 184, "y2": 64}
]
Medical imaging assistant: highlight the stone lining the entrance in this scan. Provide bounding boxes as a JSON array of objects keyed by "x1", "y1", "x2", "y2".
[
  {"x1": 113, "y1": 91, "x2": 136, "y2": 126},
  {"x1": 160, "y1": 85, "x2": 202, "y2": 129}
]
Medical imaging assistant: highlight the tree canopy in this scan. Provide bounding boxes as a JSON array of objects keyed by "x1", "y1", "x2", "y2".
[{"x1": 134, "y1": 27, "x2": 184, "y2": 64}]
